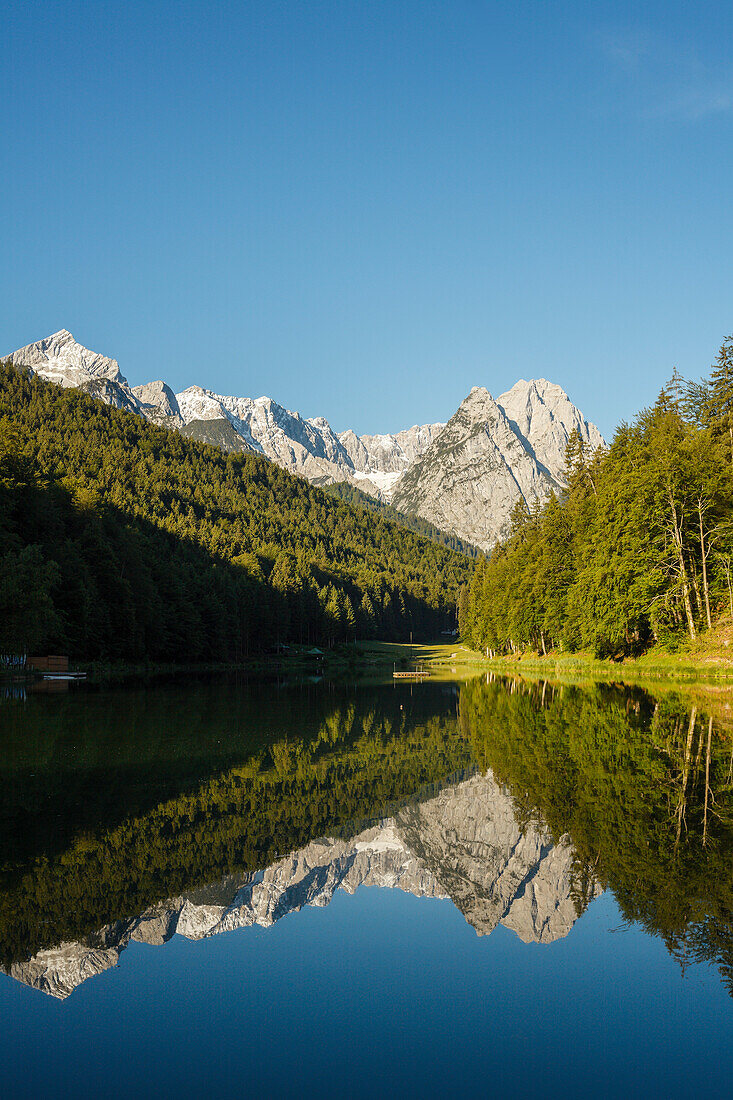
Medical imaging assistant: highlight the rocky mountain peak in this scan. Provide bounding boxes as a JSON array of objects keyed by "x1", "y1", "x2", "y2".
[
  {"x1": 131, "y1": 379, "x2": 182, "y2": 422},
  {"x1": 176, "y1": 385, "x2": 228, "y2": 420},
  {"x1": 6, "y1": 329, "x2": 603, "y2": 548},
  {"x1": 433, "y1": 386, "x2": 507, "y2": 446},
  {"x1": 497, "y1": 377, "x2": 604, "y2": 478},
  {"x1": 9, "y1": 329, "x2": 124, "y2": 386},
  {"x1": 391, "y1": 376, "x2": 604, "y2": 550},
  {"x1": 7, "y1": 330, "x2": 151, "y2": 416},
  {"x1": 464, "y1": 384, "x2": 494, "y2": 405}
]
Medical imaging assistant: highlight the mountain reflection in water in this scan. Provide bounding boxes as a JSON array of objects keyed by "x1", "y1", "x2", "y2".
[
  {"x1": 7, "y1": 771, "x2": 593, "y2": 998},
  {"x1": 1, "y1": 674, "x2": 732, "y2": 999}
]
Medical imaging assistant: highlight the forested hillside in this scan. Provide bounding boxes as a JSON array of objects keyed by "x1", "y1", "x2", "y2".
[
  {"x1": 323, "y1": 481, "x2": 480, "y2": 556},
  {"x1": 0, "y1": 362, "x2": 471, "y2": 660},
  {"x1": 460, "y1": 337, "x2": 733, "y2": 659}
]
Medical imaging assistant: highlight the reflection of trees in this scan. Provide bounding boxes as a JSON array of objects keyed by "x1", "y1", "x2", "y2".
[
  {"x1": 0, "y1": 683, "x2": 470, "y2": 967},
  {"x1": 6, "y1": 675, "x2": 732, "y2": 990},
  {"x1": 461, "y1": 677, "x2": 733, "y2": 993}
]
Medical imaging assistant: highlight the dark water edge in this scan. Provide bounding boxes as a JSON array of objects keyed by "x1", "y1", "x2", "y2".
[{"x1": 1, "y1": 673, "x2": 732, "y2": 1097}]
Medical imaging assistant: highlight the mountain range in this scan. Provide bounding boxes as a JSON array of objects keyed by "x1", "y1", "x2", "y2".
[
  {"x1": 7, "y1": 330, "x2": 604, "y2": 550},
  {"x1": 4, "y1": 770, "x2": 600, "y2": 999}
]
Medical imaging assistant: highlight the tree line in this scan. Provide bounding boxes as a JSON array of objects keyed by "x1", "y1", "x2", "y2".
[
  {"x1": 460, "y1": 336, "x2": 733, "y2": 658},
  {"x1": 324, "y1": 481, "x2": 480, "y2": 557},
  {"x1": 0, "y1": 361, "x2": 471, "y2": 661}
]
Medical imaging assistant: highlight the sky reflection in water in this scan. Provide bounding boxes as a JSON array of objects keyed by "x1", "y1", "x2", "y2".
[{"x1": 0, "y1": 675, "x2": 731, "y2": 1098}]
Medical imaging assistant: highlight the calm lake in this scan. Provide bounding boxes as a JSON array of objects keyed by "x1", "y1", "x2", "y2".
[{"x1": 1, "y1": 674, "x2": 732, "y2": 1098}]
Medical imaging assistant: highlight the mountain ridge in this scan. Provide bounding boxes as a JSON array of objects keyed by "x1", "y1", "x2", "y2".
[
  {"x1": 8, "y1": 330, "x2": 604, "y2": 549},
  {"x1": 392, "y1": 380, "x2": 604, "y2": 548}
]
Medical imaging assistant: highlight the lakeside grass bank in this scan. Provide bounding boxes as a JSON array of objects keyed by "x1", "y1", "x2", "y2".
[
  {"x1": 355, "y1": 641, "x2": 733, "y2": 729},
  {"x1": 14, "y1": 633, "x2": 733, "y2": 689},
  {"x1": 476, "y1": 620, "x2": 733, "y2": 685},
  {"x1": 354, "y1": 640, "x2": 733, "y2": 684}
]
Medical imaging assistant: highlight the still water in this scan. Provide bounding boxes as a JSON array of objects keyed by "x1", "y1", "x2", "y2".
[{"x1": 1, "y1": 674, "x2": 732, "y2": 1097}]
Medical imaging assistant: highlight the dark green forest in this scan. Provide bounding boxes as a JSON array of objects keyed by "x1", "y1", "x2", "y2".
[
  {"x1": 459, "y1": 337, "x2": 733, "y2": 658},
  {"x1": 461, "y1": 677, "x2": 733, "y2": 992},
  {"x1": 0, "y1": 361, "x2": 471, "y2": 661},
  {"x1": 323, "y1": 481, "x2": 480, "y2": 557}
]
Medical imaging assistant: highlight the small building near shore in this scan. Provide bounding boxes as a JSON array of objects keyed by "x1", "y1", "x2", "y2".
[{"x1": 28, "y1": 655, "x2": 69, "y2": 674}]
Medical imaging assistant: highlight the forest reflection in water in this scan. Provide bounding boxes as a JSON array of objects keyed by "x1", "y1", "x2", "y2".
[{"x1": 1, "y1": 673, "x2": 732, "y2": 998}]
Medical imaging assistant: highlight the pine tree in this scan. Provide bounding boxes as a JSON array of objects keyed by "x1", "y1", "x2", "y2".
[
  {"x1": 343, "y1": 594, "x2": 356, "y2": 638},
  {"x1": 359, "y1": 591, "x2": 377, "y2": 638},
  {"x1": 707, "y1": 336, "x2": 733, "y2": 464}
]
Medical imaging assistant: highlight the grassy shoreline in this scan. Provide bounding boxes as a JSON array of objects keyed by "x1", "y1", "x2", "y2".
[
  {"x1": 355, "y1": 639, "x2": 733, "y2": 686},
  {"x1": 477, "y1": 651, "x2": 733, "y2": 683},
  {"x1": 11, "y1": 635, "x2": 733, "y2": 688}
]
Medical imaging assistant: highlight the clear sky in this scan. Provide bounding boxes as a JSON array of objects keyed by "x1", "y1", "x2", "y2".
[{"x1": 3, "y1": 1, "x2": 732, "y2": 438}]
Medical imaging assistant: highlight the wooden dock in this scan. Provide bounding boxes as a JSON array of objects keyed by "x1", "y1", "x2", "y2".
[{"x1": 393, "y1": 670, "x2": 430, "y2": 679}]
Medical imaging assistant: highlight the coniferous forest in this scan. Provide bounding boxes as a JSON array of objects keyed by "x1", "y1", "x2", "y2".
[
  {"x1": 323, "y1": 481, "x2": 480, "y2": 557},
  {"x1": 460, "y1": 337, "x2": 733, "y2": 659},
  {"x1": 0, "y1": 361, "x2": 470, "y2": 661}
]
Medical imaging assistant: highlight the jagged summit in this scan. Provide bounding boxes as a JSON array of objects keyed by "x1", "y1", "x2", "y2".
[
  {"x1": 454, "y1": 385, "x2": 502, "y2": 419},
  {"x1": 131, "y1": 380, "x2": 182, "y2": 424},
  {"x1": 8, "y1": 330, "x2": 147, "y2": 415},
  {"x1": 10, "y1": 329, "x2": 124, "y2": 386},
  {"x1": 392, "y1": 383, "x2": 558, "y2": 549},
  {"x1": 5, "y1": 330, "x2": 604, "y2": 548},
  {"x1": 390, "y1": 377, "x2": 604, "y2": 550},
  {"x1": 497, "y1": 377, "x2": 604, "y2": 481}
]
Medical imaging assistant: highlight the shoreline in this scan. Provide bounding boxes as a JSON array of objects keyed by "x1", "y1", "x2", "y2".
[
  {"x1": 354, "y1": 640, "x2": 733, "y2": 687},
  {"x1": 8, "y1": 638, "x2": 733, "y2": 689}
]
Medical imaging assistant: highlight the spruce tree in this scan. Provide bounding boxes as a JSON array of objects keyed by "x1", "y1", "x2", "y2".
[{"x1": 707, "y1": 336, "x2": 733, "y2": 464}]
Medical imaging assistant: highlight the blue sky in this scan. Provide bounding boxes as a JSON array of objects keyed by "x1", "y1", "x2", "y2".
[{"x1": 3, "y1": 1, "x2": 732, "y2": 437}]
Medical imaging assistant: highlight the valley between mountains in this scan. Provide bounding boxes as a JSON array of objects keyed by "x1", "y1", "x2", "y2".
[{"x1": 8, "y1": 330, "x2": 603, "y2": 552}]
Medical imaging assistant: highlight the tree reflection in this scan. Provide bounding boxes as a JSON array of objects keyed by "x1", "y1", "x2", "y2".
[{"x1": 460, "y1": 676, "x2": 733, "y2": 993}]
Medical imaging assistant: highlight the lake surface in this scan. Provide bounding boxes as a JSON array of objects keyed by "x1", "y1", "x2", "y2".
[{"x1": 1, "y1": 674, "x2": 732, "y2": 1097}]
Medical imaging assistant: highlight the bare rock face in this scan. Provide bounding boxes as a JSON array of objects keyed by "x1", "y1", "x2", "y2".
[
  {"x1": 392, "y1": 383, "x2": 604, "y2": 551},
  {"x1": 7, "y1": 942, "x2": 123, "y2": 1001},
  {"x1": 131, "y1": 380, "x2": 183, "y2": 426},
  {"x1": 396, "y1": 772, "x2": 587, "y2": 943},
  {"x1": 5, "y1": 771, "x2": 599, "y2": 998},
  {"x1": 9, "y1": 329, "x2": 124, "y2": 387},
  {"x1": 497, "y1": 378, "x2": 604, "y2": 477},
  {"x1": 339, "y1": 424, "x2": 444, "y2": 497},
  {"x1": 8, "y1": 329, "x2": 146, "y2": 416},
  {"x1": 392, "y1": 388, "x2": 558, "y2": 550},
  {"x1": 6, "y1": 331, "x2": 603, "y2": 546},
  {"x1": 173, "y1": 386, "x2": 441, "y2": 494}
]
